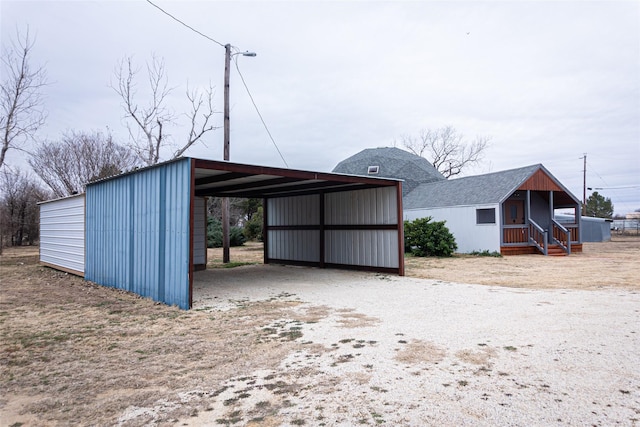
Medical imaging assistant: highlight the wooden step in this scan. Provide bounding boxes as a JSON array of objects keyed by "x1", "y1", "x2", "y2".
[{"x1": 546, "y1": 245, "x2": 568, "y2": 256}]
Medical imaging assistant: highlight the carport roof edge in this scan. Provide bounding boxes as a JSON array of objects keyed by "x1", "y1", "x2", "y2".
[{"x1": 86, "y1": 157, "x2": 403, "y2": 198}]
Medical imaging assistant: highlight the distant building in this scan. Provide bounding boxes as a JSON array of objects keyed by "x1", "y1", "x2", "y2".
[{"x1": 334, "y1": 147, "x2": 584, "y2": 255}]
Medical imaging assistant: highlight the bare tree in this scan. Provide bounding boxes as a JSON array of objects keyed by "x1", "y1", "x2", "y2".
[
  {"x1": 0, "y1": 28, "x2": 47, "y2": 169},
  {"x1": 112, "y1": 55, "x2": 217, "y2": 166},
  {"x1": 399, "y1": 126, "x2": 490, "y2": 178},
  {"x1": 29, "y1": 130, "x2": 138, "y2": 197},
  {"x1": 0, "y1": 168, "x2": 48, "y2": 250}
]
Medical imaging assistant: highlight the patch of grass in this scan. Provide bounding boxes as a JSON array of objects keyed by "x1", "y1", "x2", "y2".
[
  {"x1": 291, "y1": 419, "x2": 306, "y2": 425},
  {"x1": 504, "y1": 346, "x2": 518, "y2": 351},
  {"x1": 210, "y1": 262, "x2": 257, "y2": 269},
  {"x1": 458, "y1": 380, "x2": 468, "y2": 386}
]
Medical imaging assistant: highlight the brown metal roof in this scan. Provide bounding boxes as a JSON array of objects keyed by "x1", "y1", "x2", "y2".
[{"x1": 193, "y1": 158, "x2": 402, "y2": 198}]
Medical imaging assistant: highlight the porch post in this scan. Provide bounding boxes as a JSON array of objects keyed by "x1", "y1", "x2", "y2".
[
  {"x1": 549, "y1": 191, "x2": 554, "y2": 219},
  {"x1": 526, "y1": 190, "x2": 531, "y2": 222}
]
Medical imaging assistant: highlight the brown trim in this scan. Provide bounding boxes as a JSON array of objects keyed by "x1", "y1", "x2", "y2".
[
  {"x1": 266, "y1": 259, "x2": 401, "y2": 275},
  {"x1": 40, "y1": 262, "x2": 84, "y2": 277},
  {"x1": 396, "y1": 181, "x2": 405, "y2": 276},
  {"x1": 188, "y1": 159, "x2": 195, "y2": 309}
]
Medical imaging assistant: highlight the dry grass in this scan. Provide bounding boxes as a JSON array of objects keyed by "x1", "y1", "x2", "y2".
[
  {"x1": 0, "y1": 247, "x2": 303, "y2": 426},
  {"x1": 405, "y1": 235, "x2": 640, "y2": 290}
]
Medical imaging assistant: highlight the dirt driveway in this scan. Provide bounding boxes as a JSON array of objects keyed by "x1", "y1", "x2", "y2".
[{"x1": 1, "y1": 237, "x2": 639, "y2": 426}]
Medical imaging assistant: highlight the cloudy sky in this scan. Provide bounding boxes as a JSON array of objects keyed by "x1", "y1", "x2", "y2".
[{"x1": 2, "y1": 0, "x2": 639, "y2": 214}]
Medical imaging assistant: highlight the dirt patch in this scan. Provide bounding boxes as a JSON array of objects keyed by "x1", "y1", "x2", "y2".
[{"x1": 394, "y1": 339, "x2": 447, "y2": 365}]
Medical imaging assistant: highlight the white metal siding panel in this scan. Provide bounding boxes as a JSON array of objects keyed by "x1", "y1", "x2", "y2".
[
  {"x1": 267, "y1": 230, "x2": 320, "y2": 262},
  {"x1": 325, "y1": 187, "x2": 397, "y2": 225},
  {"x1": 39, "y1": 194, "x2": 85, "y2": 275},
  {"x1": 325, "y1": 230, "x2": 399, "y2": 268},
  {"x1": 267, "y1": 194, "x2": 319, "y2": 226},
  {"x1": 324, "y1": 187, "x2": 399, "y2": 268},
  {"x1": 404, "y1": 204, "x2": 501, "y2": 253},
  {"x1": 85, "y1": 158, "x2": 191, "y2": 309},
  {"x1": 193, "y1": 197, "x2": 206, "y2": 265}
]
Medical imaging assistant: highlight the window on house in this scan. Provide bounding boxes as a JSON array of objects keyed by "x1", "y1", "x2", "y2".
[
  {"x1": 367, "y1": 165, "x2": 379, "y2": 174},
  {"x1": 476, "y1": 208, "x2": 496, "y2": 224}
]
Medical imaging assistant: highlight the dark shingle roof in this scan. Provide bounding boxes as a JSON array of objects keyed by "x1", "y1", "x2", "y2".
[
  {"x1": 332, "y1": 147, "x2": 445, "y2": 195},
  {"x1": 403, "y1": 164, "x2": 543, "y2": 209}
]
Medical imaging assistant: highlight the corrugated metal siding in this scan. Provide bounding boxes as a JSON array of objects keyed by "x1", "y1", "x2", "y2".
[
  {"x1": 39, "y1": 194, "x2": 85, "y2": 275},
  {"x1": 85, "y1": 158, "x2": 191, "y2": 309},
  {"x1": 325, "y1": 187, "x2": 399, "y2": 268},
  {"x1": 267, "y1": 195, "x2": 321, "y2": 263},
  {"x1": 267, "y1": 194, "x2": 320, "y2": 225},
  {"x1": 268, "y1": 230, "x2": 320, "y2": 262},
  {"x1": 325, "y1": 187, "x2": 397, "y2": 225},
  {"x1": 265, "y1": 187, "x2": 402, "y2": 272},
  {"x1": 325, "y1": 230, "x2": 398, "y2": 268},
  {"x1": 193, "y1": 197, "x2": 206, "y2": 265}
]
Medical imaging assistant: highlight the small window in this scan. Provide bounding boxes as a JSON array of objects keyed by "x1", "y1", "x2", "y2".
[
  {"x1": 476, "y1": 208, "x2": 496, "y2": 224},
  {"x1": 367, "y1": 165, "x2": 379, "y2": 174}
]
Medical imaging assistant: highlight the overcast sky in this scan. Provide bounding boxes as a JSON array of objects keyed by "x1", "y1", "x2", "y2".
[{"x1": 2, "y1": 0, "x2": 639, "y2": 214}]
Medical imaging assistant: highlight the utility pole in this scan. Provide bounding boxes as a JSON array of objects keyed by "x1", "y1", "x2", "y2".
[
  {"x1": 581, "y1": 153, "x2": 587, "y2": 213},
  {"x1": 222, "y1": 44, "x2": 231, "y2": 263},
  {"x1": 222, "y1": 44, "x2": 255, "y2": 263}
]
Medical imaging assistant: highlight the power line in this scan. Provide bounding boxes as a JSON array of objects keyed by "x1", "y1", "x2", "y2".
[
  {"x1": 146, "y1": 0, "x2": 225, "y2": 48},
  {"x1": 234, "y1": 57, "x2": 289, "y2": 168},
  {"x1": 145, "y1": 1, "x2": 286, "y2": 167}
]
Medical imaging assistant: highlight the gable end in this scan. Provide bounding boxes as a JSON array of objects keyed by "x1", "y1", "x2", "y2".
[{"x1": 518, "y1": 169, "x2": 563, "y2": 192}]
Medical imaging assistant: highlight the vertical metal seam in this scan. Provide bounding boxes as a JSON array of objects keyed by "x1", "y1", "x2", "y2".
[
  {"x1": 128, "y1": 177, "x2": 135, "y2": 291},
  {"x1": 158, "y1": 167, "x2": 167, "y2": 302}
]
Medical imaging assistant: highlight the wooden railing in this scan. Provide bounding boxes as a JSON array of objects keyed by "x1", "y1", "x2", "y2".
[
  {"x1": 503, "y1": 225, "x2": 529, "y2": 244},
  {"x1": 551, "y1": 219, "x2": 570, "y2": 255},
  {"x1": 529, "y1": 220, "x2": 547, "y2": 255}
]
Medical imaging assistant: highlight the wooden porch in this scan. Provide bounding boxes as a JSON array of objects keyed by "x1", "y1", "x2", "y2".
[{"x1": 501, "y1": 223, "x2": 582, "y2": 256}]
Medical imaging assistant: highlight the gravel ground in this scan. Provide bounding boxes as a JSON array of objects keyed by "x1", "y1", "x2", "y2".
[{"x1": 188, "y1": 265, "x2": 640, "y2": 426}]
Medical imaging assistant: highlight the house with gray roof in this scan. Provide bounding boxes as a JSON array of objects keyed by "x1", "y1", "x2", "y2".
[{"x1": 334, "y1": 148, "x2": 583, "y2": 255}]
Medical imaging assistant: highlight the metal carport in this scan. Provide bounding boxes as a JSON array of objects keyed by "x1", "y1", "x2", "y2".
[{"x1": 80, "y1": 157, "x2": 404, "y2": 309}]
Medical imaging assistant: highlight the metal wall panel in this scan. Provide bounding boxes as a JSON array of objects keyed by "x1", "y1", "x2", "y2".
[
  {"x1": 325, "y1": 230, "x2": 399, "y2": 268},
  {"x1": 85, "y1": 158, "x2": 191, "y2": 309},
  {"x1": 267, "y1": 194, "x2": 320, "y2": 226},
  {"x1": 193, "y1": 197, "x2": 206, "y2": 265},
  {"x1": 267, "y1": 230, "x2": 320, "y2": 262},
  {"x1": 325, "y1": 187, "x2": 397, "y2": 225},
  {"x1": 39, "y1": 194, "x2": 85, "y2": 275},
  {"x1": 265, "y1": 187, "x2": 401, "y2": 271}
]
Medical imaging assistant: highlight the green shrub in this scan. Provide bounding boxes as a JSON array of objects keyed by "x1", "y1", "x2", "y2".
[
  {"x1": 244, "y1": 206, "x2": 263, "y2": 241},
  {"x1": 207, "y1": 217, "x2": 246, "y2": 248},
  {"x1": 404, "y1": 217, "x2": 457, "y2": 257},
  {"x1": 469, "y1": 249, "x2": 502, "y2": 257}
]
